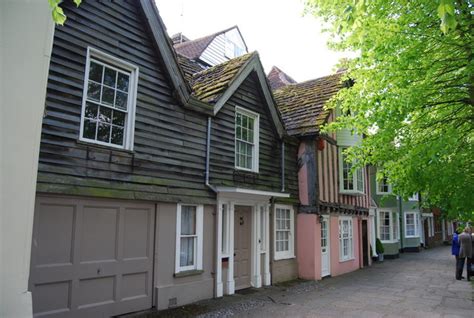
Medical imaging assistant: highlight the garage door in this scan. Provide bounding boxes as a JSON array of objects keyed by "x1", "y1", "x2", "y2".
[{"x1": 29, "y1": 196, "x2": 155, "y2": 317}]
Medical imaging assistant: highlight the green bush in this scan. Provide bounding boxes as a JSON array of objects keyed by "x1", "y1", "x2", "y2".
[{"x1": 376, "y1": 238, "x2": 385, "y2": 254}]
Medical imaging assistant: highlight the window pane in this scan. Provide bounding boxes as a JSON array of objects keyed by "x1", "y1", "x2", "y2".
[
  {"x1": 181, "y1": 206, "x2": 196, "y2": 235},
  {"x1": 89, "y1": 62, "x2": 103, "y2": 83},
  {"x1": 98, "y1": 107, "x2": 112, "y2": 123},
  {"x1": 102, "y1": 86, "x2": 115, "y2": 105},
  {"x1": 83, "y1": 119, "x2": 97, "y2": 139},
  {"x1": 87, "y1": 81, "x2": 101, "y2": 101},
  {"x1": 104, "y1": 67, "x2": 116, "y2": 87},
  {"x1": 111, "y1": 126, "x2": 124, "y2": 145},
  {"x1": 84, "y1": 102, "x2": 98, "y2": 119},
  {"x1": 117, "y1": 72, "x2": 129, "y2": 91},
  {"x1": 97, "y1": 122, "x2": 111, "y2": 142},
  {"x1": 180, "y1": 237, "x2": 194, "y2": 267},
  {"x1": 115, "y1": 91, "x2": 128, "y2": 110},
  {"x1": 112, "y1": 110, "x2": 125, "y2": 127}
]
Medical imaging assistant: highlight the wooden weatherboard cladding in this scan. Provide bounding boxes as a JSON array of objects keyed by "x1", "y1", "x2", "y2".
[
  {"x1": 209, "y1": 73, "x2": 298, "y2": 203},
  {"x1": 37, "y1": 1, "x2": 214, "y2": 204}
]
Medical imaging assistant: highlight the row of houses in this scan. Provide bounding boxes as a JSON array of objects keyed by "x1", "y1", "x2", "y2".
[{"x1": 1, "y1": 1, "x2": 455, "y2": 317}]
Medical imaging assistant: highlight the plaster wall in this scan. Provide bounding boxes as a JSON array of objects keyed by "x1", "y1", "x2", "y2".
[
  {"x1": 296, "y1": 214, "x2": 321, "y2": 280},
  {"x1": 0, "y1": 2, "x2": 54, "y2": 317}
]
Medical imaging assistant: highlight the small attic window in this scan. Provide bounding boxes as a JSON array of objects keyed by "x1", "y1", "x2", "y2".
[{"x1": 225, "y1": 36, "x2": 245, "y2": 59}]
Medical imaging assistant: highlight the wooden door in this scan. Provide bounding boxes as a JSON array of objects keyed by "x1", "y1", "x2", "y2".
[
  {"x1": 362, "y1": 220, "x2": 369, "y2": 267},
  {"x1": 29, "y1": 196, "x2": 155, "y2": 317},
  {"x1": 321, "y1": 216, "x2": 330, "y2": 277},
  {"x1": 233, "y1": 206, "x2": 252, "y2": 290}
]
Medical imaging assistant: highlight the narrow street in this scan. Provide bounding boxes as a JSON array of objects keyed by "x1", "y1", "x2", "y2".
[{"x1": 151, "y1": 246, "x2": 473, "y2": 318}]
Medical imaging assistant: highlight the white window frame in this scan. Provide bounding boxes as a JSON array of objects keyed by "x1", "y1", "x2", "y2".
[
  {"x1": 175, "y1": 204, "x2": 204, "y2": 273},
  {"x1": 339, "y1": 147, "x2": 365, "y2": 194},
  {"x1": 408, "y1": 193, "x2": 419, "y2": 201},
  {"x1": 404, "y1": 212, "x2": 420, "y2": 238},
  {"x1": 235, "y1": 107, "x2": 259, "y2": 173},
  {"x1": 376, "y1": 176, "x2": 392, "y2": 195},
  {"x1": 377, "y1": 210, "x2": 399, "y2": 243},
  {"x1": 79, "y1": 47, "x2": 139, "y2": 150},
  {"x1": 274, "y1": 205, "x2": 295, "y2": 260},
  {"x1": 338, "y1": 216, "x2": 354, "y2": 262}
]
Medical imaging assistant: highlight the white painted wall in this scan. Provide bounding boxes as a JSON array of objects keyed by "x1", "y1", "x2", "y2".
[
  {"x1": 200, "y1": 28, "x2": 247, "y2": 66},
  {"x1": 0, "y1": 1, "x2": 54, "y2": 317}
]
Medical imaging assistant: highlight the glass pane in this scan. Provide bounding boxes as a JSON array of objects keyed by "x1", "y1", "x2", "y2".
[
  {"x1": 87, "y1": 81, "x2": 101, "y2": 101},
  {"x1": 104, "y1": 67, "x2": 117, "y2": 87},
  {"x1": 97, "y1": 122, "x2": 111, "y2": 142},
  {"x1": 117, "y1": 72, "x2": 130, "y2": 91},
  {"x1": 102, "y1": 86, "x2": 115, "y2": 105},
  {"x1": 242, "y1": 115, "x2": 247, "y2": 128},
  {"x1": 84, "y1": 102, "x2": 98, "y2": 119},
  {"x1": 115, "y1": 91, "x2": 128, "y2": 110},
  {"x1": 83, "y1": 119, "x2": 96, "y2": 139},
  {"x1": 112, "y1": 110, "x2": 125, "y2": 127},
  {"x1": 236, "y1": 126, "x2": 242, "y2": 139},
  {"x1": 98, "y1": 107, "x2": 112, "y2": 123},
  {"x1": 111, "y1": 126, "x2": 124, "y2": 145},
  {"x1": 180, "y1": 237, "x2": 194, "y2": 267},
  {"x1": 89, "y1": 62, "x2": 103, "y2": 83},
  {"x1": 181, "y1": 206, "x2": 196, "y2": 235},
  {"x1": 236, "y1": 113, "x2": 241, "y2": 126},
  {"x1": 242, "y1": 128, "x2": 248, "y2": 141}
]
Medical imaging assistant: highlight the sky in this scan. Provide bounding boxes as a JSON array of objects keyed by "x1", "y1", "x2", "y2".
[{"x1": 155, "y1": 0, "x2": 352, "y2": 82}]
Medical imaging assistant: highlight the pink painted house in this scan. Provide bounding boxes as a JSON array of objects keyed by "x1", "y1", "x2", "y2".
[{"x1": 273, "y1": 71, "x2": 373, "y2": 280}]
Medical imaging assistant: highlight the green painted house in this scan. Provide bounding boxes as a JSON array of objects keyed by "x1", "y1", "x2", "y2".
[{"x1": 369, "y1": 167, "x2": 422, "y2": 258}]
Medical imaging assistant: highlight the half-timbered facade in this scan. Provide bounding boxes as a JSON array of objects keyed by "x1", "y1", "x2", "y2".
[
  {"x1": 29, "y1": 2, "x2": 298, "y2": 316},
  {"x1": 274, "y1": 72, "x2": 372, "y2": 280}
]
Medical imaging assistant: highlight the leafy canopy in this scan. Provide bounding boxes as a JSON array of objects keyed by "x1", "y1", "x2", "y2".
[
  {"x1": 305, "y1": 0, "x2": 473, "y2": 221},
  {"x1": 48, "y1": 0, "x2": 81, "y2": 25}
]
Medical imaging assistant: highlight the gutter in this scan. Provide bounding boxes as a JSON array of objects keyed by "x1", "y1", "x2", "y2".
[{"x1": 205, "y1": 116, "x2": 217, "y2": 193}]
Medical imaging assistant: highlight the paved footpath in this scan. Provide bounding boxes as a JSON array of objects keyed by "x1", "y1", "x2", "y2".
[{"x1": 136, "y1": 246, "x2": 473, "y2": 318}]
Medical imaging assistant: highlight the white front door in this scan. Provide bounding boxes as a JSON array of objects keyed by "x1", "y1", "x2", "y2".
[{"x1": 321, "y1": 216, "x2": 330, "y2": 277}]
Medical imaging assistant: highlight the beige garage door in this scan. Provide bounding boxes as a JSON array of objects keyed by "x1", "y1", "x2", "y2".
[{"x1": 29, "y1": 196, "x2": 155, "y2": 317}]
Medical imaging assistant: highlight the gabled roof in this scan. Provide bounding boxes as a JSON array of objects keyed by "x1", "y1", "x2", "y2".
[
  {"x1": 267, "y1": 66, "x2": 297, "y2": 90},
  {"x1": 177, "y1": 55, "x2": 205, "y2": 83},
  {"x1": 174, "y1": 26, "x2": 248, "y2": 61},
  {"x1": 138, "y1": 0, "x2": 213, "y2": 115},
  {"x1": 273, "y1": 72, "x2": 344, "y2": 137},
  {"x1": 180, "y1": 52, "x2": 285, "y2": 137}
]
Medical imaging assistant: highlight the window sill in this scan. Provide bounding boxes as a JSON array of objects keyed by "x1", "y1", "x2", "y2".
[
  {"x1": 77, "y1": 139, "x2": 134, "y2": 154},
  {"x1": 274, "y1": 254, "x2": 295, "y2": 261},
  {"x1": 173, "y1": 269, "x2": 204, "y2": 278},
  {"x1": 381, "y1": 240, "x2": 398, "y2": 244},
  {"x1": 405, "y1": 235, "x2": 420, "y2": 238},
  {"x1": 339, "y1": 190, "x2": 365, "y2": 196},
  {"x1": 339, "y1": 257, "x2": 355, "y2": 263}
]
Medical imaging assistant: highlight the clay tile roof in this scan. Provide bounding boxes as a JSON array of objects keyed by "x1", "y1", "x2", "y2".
[
  {"x1": 189, "y1": 52, "x2": 255, "y2": 103},
  {"x1": 174, "y1": 26, "x2": 237, "y2": 60},
  {"x1": 273, "y1": 72, "x2": 344, "y2": 136},
  {"x1": 177, "y1": 55, "x2": 205, "y2": 83},
  {"x1": 267, "y1": 66, "x2": 297, "y2": 90}
]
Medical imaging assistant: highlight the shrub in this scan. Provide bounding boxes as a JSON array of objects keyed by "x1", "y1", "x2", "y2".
[{"x1": 376, "y1": 238, "x2": 385, "y2": 254}]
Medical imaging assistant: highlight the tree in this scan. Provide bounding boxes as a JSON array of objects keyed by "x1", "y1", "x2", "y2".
[
  {"x1": 304, "y1": 0, "x2": 473, "y2": 221},
  {"x1": 48, "y1": 0, "x2": 81, "y2": 25}
]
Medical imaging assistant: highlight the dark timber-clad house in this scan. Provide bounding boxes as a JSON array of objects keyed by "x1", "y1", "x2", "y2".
[{"x1": 29, "y1": 1, "x2": 298, "y2": 317}]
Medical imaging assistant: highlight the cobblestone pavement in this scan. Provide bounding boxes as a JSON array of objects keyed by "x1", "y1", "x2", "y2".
[{"x1": 131, "y1": 246, "x2": 473, "y2": 318}]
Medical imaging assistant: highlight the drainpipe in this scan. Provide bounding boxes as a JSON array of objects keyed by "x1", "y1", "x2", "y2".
[
  {"x1": 398, "y1": 195, "x2": 404, "y2": 253},
  {"x1": 281, "y1": 141, "x2": 285, "y2": 192},
  {"x1": 205, "y1": 116, "x2": 217, "y2": 193}
]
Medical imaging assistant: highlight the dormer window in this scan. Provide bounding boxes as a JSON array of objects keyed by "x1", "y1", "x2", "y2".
[
  {"x1": 225, "y1": 37, "x2": 245, "y2": 59},
  {"x1": 376, "y1": 176, "x2": 392, "y2": 194},
  {"x1": 339, "y1": 147, "x2": 364, "y2": 194},
  {"x1": 235, "y1": 107, "x2": 259, "y2": 172}
]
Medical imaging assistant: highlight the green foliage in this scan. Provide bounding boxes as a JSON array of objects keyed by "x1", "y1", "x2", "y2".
[
  {"x1": 305, "y1": 0, "x2": 474, "y2": 221},
  {"x1": 48, "y1": 0, "x2": 81, "y2": 25},
  {"x1": 376, "y1": 238, "x2": 385, "y2": 254}
]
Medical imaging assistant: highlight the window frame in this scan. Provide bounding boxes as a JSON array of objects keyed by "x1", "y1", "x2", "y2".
[
  {"x1": 404, "y1": 211, "x2": 420, "y2": 238},
  {"x1": 273, "y1": 205, "x2": 295, "y2": 260},
  {"x1": 175, "y1": 204, "x2": 204, "y2": 273},
  {"x1": 377, "y1": 210, "x2": 399, "y2": 243},
  {"x1": 79, "y1": 47, "x2": 139, "y2": 150},
  {"x1": 338, "y1": 147, "x2": 365, "y2": 194},
  {"x1": 376, "y1": 176, "x2": 392, "y2": 195},
  {"x1": 338, "y1": 216, "x2": 354, "y2": 262},
  {"x1": 234, "y1": 106, "x2": 260, "y2": 173},
  {"x1": 408, "y1": 193, "x2": 419, "y2": 201}
]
